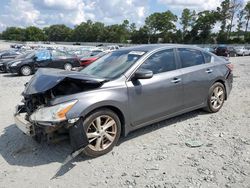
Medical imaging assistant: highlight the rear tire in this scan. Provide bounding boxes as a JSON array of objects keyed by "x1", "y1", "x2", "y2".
[
  {"x1": 204, "y1": 82, "x2": 225, "y2": 113},
  {"x1": 82, "y1": 109, "x2": 121, "y2": 157},
  {"x1": 20, "y1": 65, "x2": 32, "y2": 76}
]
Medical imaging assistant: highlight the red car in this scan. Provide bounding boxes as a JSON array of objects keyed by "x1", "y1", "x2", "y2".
[{"x1": 79, "y1": 51, "x2": 106, "y2": 67}]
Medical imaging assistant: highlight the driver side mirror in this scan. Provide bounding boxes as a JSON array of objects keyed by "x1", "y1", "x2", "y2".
[{"x1": 133, "y1": 68, "x2": 153, "y2": 80}]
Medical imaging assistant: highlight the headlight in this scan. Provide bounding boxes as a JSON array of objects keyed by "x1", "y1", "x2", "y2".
[
  {"x1": 11, "y1": 61, "x2": 21, "y2": 67},
  {"x1": 30, "y1": 100, "x2": 78, "y2": 123}
]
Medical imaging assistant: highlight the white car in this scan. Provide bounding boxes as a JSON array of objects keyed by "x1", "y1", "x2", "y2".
[
  {"x1": 235, "y1": 46, "x2": 250, "y2": 56},
  {"x1": 104, "y1": 45, "x2": 120, "y2": 52}
]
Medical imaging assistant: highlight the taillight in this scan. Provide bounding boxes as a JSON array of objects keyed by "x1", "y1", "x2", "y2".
[{"x1": 226, "y1": 63, "x2": 233, "y2": 72}]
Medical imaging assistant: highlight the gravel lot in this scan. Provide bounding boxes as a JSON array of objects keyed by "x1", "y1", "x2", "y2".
[{"x1": 0, "y1": 55, "x2": 250, "y2": 188}]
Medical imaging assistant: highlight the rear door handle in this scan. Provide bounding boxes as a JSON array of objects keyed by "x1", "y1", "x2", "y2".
[
  {"x1": 171, "y1": 77, "x2": 181, "y2": 83},
  {"x1": 206, "y1": 69, "x2": 213, "y2": 73}
]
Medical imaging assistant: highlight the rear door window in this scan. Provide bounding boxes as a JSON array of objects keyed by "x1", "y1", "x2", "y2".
[{"x1": 178, "y1": 48, "x2": 204, "y2": 68}]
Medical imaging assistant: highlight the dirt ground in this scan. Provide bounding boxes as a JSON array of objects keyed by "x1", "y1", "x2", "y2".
[{"x1": 0, "y1": 54, "x2": 250, "y2": 187}]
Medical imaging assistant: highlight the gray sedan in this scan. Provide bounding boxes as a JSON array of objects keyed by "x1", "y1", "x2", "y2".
[{"x1": 14, "y1": 44, "x2": 233, "y2": 157}]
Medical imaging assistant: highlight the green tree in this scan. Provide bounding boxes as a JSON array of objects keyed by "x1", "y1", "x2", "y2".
[
  {"x1": 180, "y1": 8, "x2": 196, "y2": 40},
  {"x1": 1, "y1": 27, "x2": 26, "y2": 41},
  {"x1": 25, "y1": 26, "x2": 45, "y2": 41},
  {"x1": 44, "y1": 24, "x2": 72, "y2": 41},
  {"x1": 191, "y1": 10, "x2": 219, "y2": 43},
  {"x1": 145, "y1": 11, "x2": 178, "y2": 43},
  {"x1": 131, "y1": 26, "x2": 149, "y2": 44}
]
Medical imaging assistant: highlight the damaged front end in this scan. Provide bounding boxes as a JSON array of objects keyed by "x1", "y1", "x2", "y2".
[{"x1": 14, "y1": 68, "x2": 106, "y2": 151}]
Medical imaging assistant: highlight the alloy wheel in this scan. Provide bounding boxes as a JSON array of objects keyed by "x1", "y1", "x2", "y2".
[
  {"x1": 210, "y1": 86, "x2": 224, "y2": 109},
  {"x1": 86, "y1": 115, "x2": 117, "y2": 151}
]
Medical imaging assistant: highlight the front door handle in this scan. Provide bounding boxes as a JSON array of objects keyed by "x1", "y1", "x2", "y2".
[
  {"x1": 171, "y1": 77, "x2": 181, "y2": 83},
  {"x1": 206, "y1": 69, "x2": 213, "y2": 73}
]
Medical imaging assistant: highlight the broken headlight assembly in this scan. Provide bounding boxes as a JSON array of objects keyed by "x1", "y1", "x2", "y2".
[{"x1": 30, "y1": 100, "x2": 78, "y2": 123}]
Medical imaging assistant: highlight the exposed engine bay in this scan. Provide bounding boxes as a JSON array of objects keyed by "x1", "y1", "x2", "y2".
[
  {"x1": 16, "y1": 68, "x2": 105, "y2": 148},
  {"x1": 23, "y1": 78, "x2": 103, "y2": 116}
]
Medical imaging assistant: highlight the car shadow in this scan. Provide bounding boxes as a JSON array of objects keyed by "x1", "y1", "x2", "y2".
[
  {"x1": 0, "y1": 109, "x2": 206, "y2": 178},
  {"x1": 3, "y1": 73, "x2": 20, "y2": 77},
  {"x1": 118, "y1": 109, "x2": 206, "y2": 145}
]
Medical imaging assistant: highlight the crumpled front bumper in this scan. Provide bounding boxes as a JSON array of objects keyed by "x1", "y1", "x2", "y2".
[
  {"x1": 14, "y1": 104, "x2": 89, "y2": 151},
  {"x1": 14, "y1": 112, "x2": 35, "y2": 136}
]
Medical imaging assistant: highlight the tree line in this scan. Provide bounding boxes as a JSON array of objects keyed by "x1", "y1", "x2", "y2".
[{"x1": 1, "y1": 0, "x2": 250, "y2": 44}]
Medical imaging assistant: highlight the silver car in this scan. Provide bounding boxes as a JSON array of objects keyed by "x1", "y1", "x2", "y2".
[{"x1": 14, "y1": 44, "x2": 233, "y2": 157}]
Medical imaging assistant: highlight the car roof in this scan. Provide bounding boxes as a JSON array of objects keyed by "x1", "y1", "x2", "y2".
[{"x1": 115, "y1": 44, "x2": 204, "y2": 53}]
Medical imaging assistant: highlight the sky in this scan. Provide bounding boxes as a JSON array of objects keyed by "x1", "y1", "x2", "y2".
[{"x1": 0, "y1": 0, "x2": 247, "y2": 32}]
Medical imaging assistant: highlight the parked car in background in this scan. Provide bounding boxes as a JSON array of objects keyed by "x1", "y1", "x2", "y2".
[
  {"x1": 203, "y1": 47, "x2": 216, "y2": 54},
  {"x1": 228, "y1": 46, "x2": 238, "y2": 57},
  {"x1": 104, "y1": 45, "x2": 120, "y2": 52},
  {"x1": 234, "y1": 46, "x2": 250, "y2": 56},
  {"x1": 215, "y1": 46, "x2": 237, "y2": 57},
  {"x1": 0, "y1": 50, "x2": 22, "y2": 60},
  {"x1": 79, "y1": 51, "x2": 107, "y2": 67},
  {"x1": 7, "y1": 50, "x2": 80, "y2": 76},
  {"x1": 0, "y1": 51, "x2": 34, "y2": 73},
  {"x1": 14, "y1": 44, "x2": 233, "y2": 157}
]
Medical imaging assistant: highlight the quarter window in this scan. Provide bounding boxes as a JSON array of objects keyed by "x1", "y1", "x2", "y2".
[
  {"x1": 178, "y1": 48, "x2": 204, "y2": 68},
  {"x1": 140, "y1": 49, "x2": 176, "y2": 74},
  {"x1": 203, "y1": 52, "x2": 212, "y2": 63}
]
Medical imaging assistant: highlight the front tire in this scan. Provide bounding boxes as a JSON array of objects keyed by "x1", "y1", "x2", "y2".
[
  {"x1": 64, "y1": 63, "x2": 72, "y2": 71},
  {"x1": 204, "y1": 82, "x2": 225, "y2": 113},
  {"x1": 20, "y1": 65, "x2": 32, "y2": 76},
  {"x1": 83, "y1": 109, "x2": 121, "y2": 157}
]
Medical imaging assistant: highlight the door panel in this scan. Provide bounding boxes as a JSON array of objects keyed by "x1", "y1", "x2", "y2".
[
  {"x1": 34, "y1": 50, "x2": 52, "y2": 68},
  {"x1": 180, "y1": 64, "x2": 215, "y2": 108},
  {"x1": 127, "y1": 71, "x2": 183, "y2": 126},
  {"x1": 126, "y1": 48, "x2": 183, "y2": 127},
  {"x1": 177, "y1": 48, "x2": 215, "y2": 108}
]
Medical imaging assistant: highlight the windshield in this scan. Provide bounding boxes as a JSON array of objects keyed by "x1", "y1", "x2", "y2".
[
  {"x1": 26, "y1": 51, "x2": 36, "y2": 58},
  {"x1": 80, "y1": 50, "x2": 146, "y2": 80}
]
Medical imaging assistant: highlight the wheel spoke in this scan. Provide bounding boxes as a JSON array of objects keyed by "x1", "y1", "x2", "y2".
[
  {"x1": 89, "y1": 137, "x2": 98, "y2": 143},
  {"x1": 106, "y1": 131, "x2": 116, "y2": 135},
  {"x1": 214, "y1": 87, "x2": 219, "y2": 96},
  {"x1": 217, "y1": 99, "x2": 222, "y2": 105},
  {"x1": 213, "y1": 100, "x2": 218, "y2": 107},
  {"x1": 87, "y1": 132, "x2": 99, "y2": 139},
  {"x1": 103, "y1": 120, "x2": 115, "y2": 130},
  {"x1": 95, "y1": 137, "x2": 102, "y2": 150},
  {"x1": 104, "y1": 117, "x2": 111, "y2": 125},
  {"x1": 104, "y1": 132, "x2": 114, "y2": 142},
  {"x1": 217, "y1": 90, "x2": 223, "y2": 97},
  {"x1": 95, "y1": 117, "x2": 102, "y2": 130},
  {"x1": 211, "y1": 96, "x2": 216, "y2": 103}
]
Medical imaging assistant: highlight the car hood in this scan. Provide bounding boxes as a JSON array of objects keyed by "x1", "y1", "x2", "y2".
[
  {"x1": 23, "y1": 68, "x2": 106, "y2": 95},
  {"x1": 0, "y1": 59, "x2": 10, "y2": 64},
  {"x1": 7, "y1": 58, "x2": 32, "y2": 65}
]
